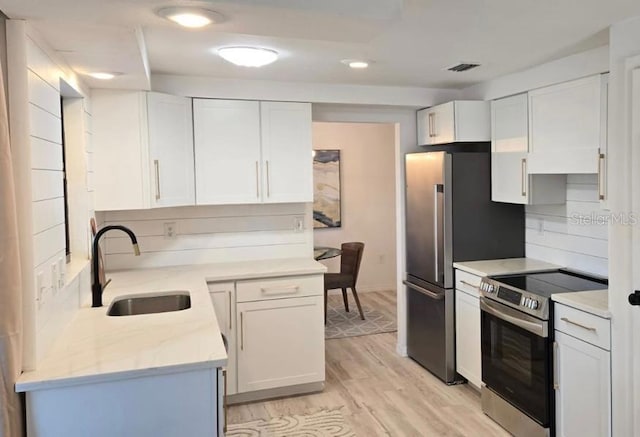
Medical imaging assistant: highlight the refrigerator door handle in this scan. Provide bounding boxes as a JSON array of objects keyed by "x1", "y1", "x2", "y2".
[
  {"x1": 433, "y1": 184, "x2": 439, "y2": 281},
  {"x1": 403, "y1": 280, "x2": 445, "y2": 300}
]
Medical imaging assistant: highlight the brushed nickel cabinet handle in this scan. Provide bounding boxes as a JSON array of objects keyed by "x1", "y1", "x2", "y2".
[
  {"x1": 431, "y1": 112, "x2": 437, "y2": 137},
  {"x1": 598, "y1": 150, "x2": 606, "y2": 201},
  {"x1": 266, "y1": 160, "x2": 271, "y2": 197},
  {"x1": 560, "y1": 317, "x2": 597, "y2": 332},
  {"x1": 460, "y1": 280, "x2": 480, "y2": 290},
  {"x1": 521, "y1": 158, "x2": 527, "y2": 197},
  {"x1": 428, "y1": 112, "x2": 434, "y2": 138},
  {"x1": 255, "y1": 161, "x2": 260, "y2": 198},
  {"x1": 228, "y1": 291, "x2": 232, "y2": 330},
  {"x1": 222, "y1": 369, "x2": 228, "y2": 433},
  {"x1": 240, "y1": 312, "x2": 244, "y2": 350},
  {"x1": 154, "y1": 160, "x2": 161, "y2": 200},
  {"x1": 260, "y1": 285, "x2": 300, "y2": 296},
  {"x1": 553, "y1": 341, "x2": 559, "y2": 390}
]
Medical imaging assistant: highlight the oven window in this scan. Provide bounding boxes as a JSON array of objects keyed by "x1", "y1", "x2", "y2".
[{"x1": 481, "y1": 306, "x2": 551, "y2": 426}]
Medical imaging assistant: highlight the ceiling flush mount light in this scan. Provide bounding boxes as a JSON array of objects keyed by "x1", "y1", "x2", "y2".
[
  {"x1": 157, "y1": 7, "x2": 224, "y2": 28},
  {"x1": 218, "y1": 47, "x2": 279, "y2": 67},
  {"x1": 341, "y1": 59, "x2": 370, "y2": 69},
  {"x1": 87, "y1": 72, "x2": 122, "y2": 80}
]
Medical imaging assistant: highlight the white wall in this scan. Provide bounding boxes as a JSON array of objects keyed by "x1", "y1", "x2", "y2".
[
  {"x1": 101, "y1": 204, "x2": 312, "y2": 270},
  {"x1": 312, "y1": 122, "x2": 397, "y2": 292},
  {"x1": 7, "y1": 21, "x2": 94, "y2": 368}
]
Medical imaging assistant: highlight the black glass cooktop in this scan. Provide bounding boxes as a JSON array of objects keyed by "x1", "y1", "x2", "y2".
[{"x1": 492, "y1": 270, "x2": 607, "y2": 299}]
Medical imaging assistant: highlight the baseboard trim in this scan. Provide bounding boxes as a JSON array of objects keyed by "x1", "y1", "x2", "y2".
[{"x1": 228, "y1": 381, "x2": 325, "y2": 405}]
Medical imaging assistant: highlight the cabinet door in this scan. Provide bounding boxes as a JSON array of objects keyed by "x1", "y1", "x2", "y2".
[
  {"x1": 431, "y1": 102, "x2": 455, "y2": 144},
  {"x1": 555, "y1": 331, "x2": 611, "y2": 437},
  {"x1": 237, "y1": 296, "x2": 325, "y2": 393},
  {"x1": 260, "y1": 102, "x2": 313, "y2": 203},
  {"x1": 147, "y1": 92, "x2": 195, "y2": 208},
  {"x1": 528, "y1": 75, "x2": 603, "y2": 173},
  {"x1": 455, "y1": 289, "x2": 481, "y2": 388},
  {"x1": 93, "y1": 90, "x2": 150, "y2": 211},
  {"x1": 208, "y1": 283, "x2": 237, "y2": 395},
  {"x1": 417, "y1": 108, "x2": 433, "y2": 145},
  {"x1": 193, "y1": 99, "x2": 261, "y2": 205}
]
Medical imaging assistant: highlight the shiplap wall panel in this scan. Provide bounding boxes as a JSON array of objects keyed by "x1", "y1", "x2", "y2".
[
  {"x1": 103, "y1": 204, "x2": 311, "y2": 270},
  {"x1": 31, "y1": 137, "x2": 63, "y2": 170},
  {"x1": 31, "y1": 169, "x2": 63, "y2": 201},
  {"x1": 25, "y1": 38, "x2": 60, "y2": 91},
  {"x1": 33, "y1": 224, "x2": 66, "y2": 267},
  {"x1": 525, "y1": 174, "x2": 608, "y2": 277},
  {"x1": 28, "y1": 70, "x2": 61, "y2": 117},
  {"x1": 29, "y1": 103, "x2": 62, "y2": 143},
  {"x1": 105, "y1": 244, "x2": 310, "y2": 270},
  {"x1": 32, "y1": 198, "x2": 65, "y2": 235}
]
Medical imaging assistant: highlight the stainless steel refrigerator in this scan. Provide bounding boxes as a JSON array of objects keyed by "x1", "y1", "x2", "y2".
[{"x1": 404, "y1": 150, "x2": 524, "y2": 384}]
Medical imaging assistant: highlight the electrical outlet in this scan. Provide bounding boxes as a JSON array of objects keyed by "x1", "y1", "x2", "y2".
[
  {"x1": 293, "y1": 216, "x2": 304, "y2": 233},
  {"x1": 537, "y1": 218, "x2": 545, "y2": 235},
  {"x1": 58, "y1": 257, "x2": 65, "y2": 289},
  {"x1": 36, "y1": 271, "x2": 45, "y2": 308},
  {"x1": 164, "y1": 222, "x2": 177, "y2": 239},
  {"x1": 51, "y1": 263, "x2": 58, "y2": 295}
]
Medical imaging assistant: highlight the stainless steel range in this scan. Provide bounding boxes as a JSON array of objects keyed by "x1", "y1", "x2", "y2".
[{"x1": 478, "y1": 270, "x2": 607, "y2": 437}]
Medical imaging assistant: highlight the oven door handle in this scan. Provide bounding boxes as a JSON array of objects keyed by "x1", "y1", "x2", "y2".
[
  {"x1": 403, "y1": 280, "x2": 445, "y2": 300},
  {"x1": 480, "y1": 297, "x2": 548, "y2": 337}
]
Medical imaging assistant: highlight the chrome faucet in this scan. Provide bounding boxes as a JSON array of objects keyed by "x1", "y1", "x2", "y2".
[{"x1": 92, "y1": 225, "x2": 140, "y2": 307}]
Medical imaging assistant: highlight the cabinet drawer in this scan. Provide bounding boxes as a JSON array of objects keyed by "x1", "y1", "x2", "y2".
[
  {"x1": 554, "y1": 303, "x2": 610, "y2": 350},
  {"x1": 455, "y1": 270, "x2": 482, "y2": 297},
  {"x1": 236, "y1": 275, "x2": 323, "y2": 303}
]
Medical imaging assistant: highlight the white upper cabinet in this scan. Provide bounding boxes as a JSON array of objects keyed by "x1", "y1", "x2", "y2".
[
  {"x1": 147, "y1": 93, "x2": 195, "y2": 208},
  {"x1": 193, "y1": 99, "x2": 313, "y2": 205},
  {"x1": 260, "y1": 102, "x2": 313, "y2": 203},
  {"x1": 93, "y1": 90, "x2": 195, "y2": 211},
  {"x1": 193, "y1": 99, "x2": 262, "y2": 205},
  {"x1": 491, "y1": 93, "x2": 566, "y2": 205},
  {"x1": 528, "y1": 74, "x2": 607, "y2": 175},
  {"x1": 417, "y1": 100, "x2": 490, "y2": 145}
]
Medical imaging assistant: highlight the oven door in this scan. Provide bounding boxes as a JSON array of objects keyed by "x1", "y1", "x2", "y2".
[{"x1": 480, "y1": 297, "x2": 551, "y2": 427}]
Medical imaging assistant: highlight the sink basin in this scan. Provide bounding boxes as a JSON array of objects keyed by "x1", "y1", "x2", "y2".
[{"x1": 107, "y1": 292, "x2": 191, "y2": 316}]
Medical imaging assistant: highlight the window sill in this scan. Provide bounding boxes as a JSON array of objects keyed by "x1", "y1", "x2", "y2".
[{"x1": 64, "y1": 257, "x2": 91, "y2": 287}]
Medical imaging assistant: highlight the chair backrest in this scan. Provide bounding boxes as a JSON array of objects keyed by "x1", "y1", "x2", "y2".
[{"x1": 340, "y1": 242, "x2": 365, "y2": 286}]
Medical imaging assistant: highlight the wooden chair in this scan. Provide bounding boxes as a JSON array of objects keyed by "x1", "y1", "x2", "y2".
[{"x1": 324, "y1": 242, "x2": 365, "y2": 324}]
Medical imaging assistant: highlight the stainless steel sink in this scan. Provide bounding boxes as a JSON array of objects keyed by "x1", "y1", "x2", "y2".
[{"x1": 107, "y1": 292, "x2": 191, "y2": 316}]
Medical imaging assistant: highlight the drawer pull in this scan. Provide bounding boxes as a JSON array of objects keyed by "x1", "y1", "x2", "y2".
[
  {"x1": 560, "y1": 317, "x2": 597, "y2": 332},
  {"x1": 460, "y1": 280, "x2": 480, "y2": 290},
  {"x1": 228, "y1": 291, "x2": 232, "y2": 330},
  {"x1": 260, "y1": 285, "x2": 300, "y2": 296}
]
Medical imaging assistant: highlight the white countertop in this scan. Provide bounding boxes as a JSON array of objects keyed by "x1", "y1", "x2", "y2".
[
  {"x1": 552, "y1": 289, "x2": 611, "y2": 319},
  {"x1": 453, "y1": 258, "x2": 563, "y2": 277},
  {"x1": 16, "y1": 258, "x2": 326, "y2": 393}
]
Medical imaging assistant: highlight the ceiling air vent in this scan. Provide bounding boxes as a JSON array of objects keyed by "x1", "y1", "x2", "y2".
[{"x1": 445, "y1": 62, "x2": 481, "y2": 72}]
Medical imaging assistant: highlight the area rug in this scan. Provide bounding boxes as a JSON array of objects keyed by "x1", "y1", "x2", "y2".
[
  {"x1": 325, "y1": 295, "x2": 396, "y2": 340},
  {"x1": 226, "y1": 409, "x2": 356, "y2": 437}
]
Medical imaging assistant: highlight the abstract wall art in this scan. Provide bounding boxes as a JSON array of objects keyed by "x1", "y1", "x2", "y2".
[{"x1": 313, "y1": 149, "x2": 341, "y2": 228}]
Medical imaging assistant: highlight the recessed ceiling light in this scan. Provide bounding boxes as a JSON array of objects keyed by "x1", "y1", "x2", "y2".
[
  {"x1": 218, "y1": 47, "x2": 279, "y2": 67},
  {"x1": 341, "y1": 59, "x2": 370, "y2": 69},
  {"x1": 157, "y1": 7, "x2": 224, "y2": 28},
  {"x1": 87, "y1": 72, "x2": 122, "y2": 80}
]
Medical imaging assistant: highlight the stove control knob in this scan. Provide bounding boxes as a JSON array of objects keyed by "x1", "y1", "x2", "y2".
[
  {"x1": 488, "y1": 284, "x2": 494, "y2": 293},
  {"x1": 531, "y1": 300, "x2": 539, "y2": 310},
  {"x1": 523, "y1": 297, "x2": 530, "y2": 307}
]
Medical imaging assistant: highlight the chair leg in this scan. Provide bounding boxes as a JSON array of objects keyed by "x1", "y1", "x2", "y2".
[
  {"x1": 341, "y1": 288, "x2": 349, "y2": 312},
  {"x1": 324, "y1": 290, "x2": 328, "y2": 325},
  {"x1": 351, "y1": 287, "x2": 365, "y2": 320}
]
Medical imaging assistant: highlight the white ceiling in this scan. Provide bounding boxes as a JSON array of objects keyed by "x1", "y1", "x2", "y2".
[{"x1": 1, "y1": 0, "x2": 639, "y2": 90}]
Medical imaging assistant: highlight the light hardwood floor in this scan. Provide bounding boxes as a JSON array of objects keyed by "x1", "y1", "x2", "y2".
[{"x1": 229, "y1": 290, "x2": 509, "y2": 436}]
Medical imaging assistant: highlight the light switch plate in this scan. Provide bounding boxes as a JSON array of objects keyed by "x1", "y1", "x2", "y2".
[
  {"x1": 293, "y1": 216, "x2": 304, "y2": 232},
  {"x1": 51, "y1": 263, "x2": 58, "y2": 295}
]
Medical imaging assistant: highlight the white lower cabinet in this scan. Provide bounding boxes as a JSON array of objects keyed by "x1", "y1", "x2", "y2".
[
  {"x1": 454, "y1": 274, "x2": 482, "y2": 389},
  {"x1": 210, "y1": 274, "x2": 325, "y2": 401},
  {"x1": 237, "y1": 295, "x2": 325, "y2": 393},
  {"x1": 208, "y1": 282, "x2": 237, "y2": 395},
  {"x1": 554, "y1": 305, "x2": 611, "y2": 437}
]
